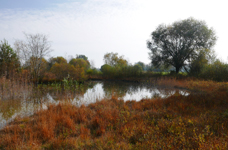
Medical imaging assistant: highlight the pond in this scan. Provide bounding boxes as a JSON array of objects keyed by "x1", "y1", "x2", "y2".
[{"x1": 0, "y1": 81, "x2": 189, "y2": 129}]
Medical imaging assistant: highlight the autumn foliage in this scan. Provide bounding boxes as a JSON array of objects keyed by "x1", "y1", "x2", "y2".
[{"x1": 0, "y1": 80, "x2": 228, "y2": 149}]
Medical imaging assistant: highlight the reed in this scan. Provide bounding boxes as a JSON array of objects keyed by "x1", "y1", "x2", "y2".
[
  {"x1": 0, "y1": 79, "x2": 228, "y2": 149},
  {"x1": 0, "y1": 73, "x2": 33, "y2": 101}
]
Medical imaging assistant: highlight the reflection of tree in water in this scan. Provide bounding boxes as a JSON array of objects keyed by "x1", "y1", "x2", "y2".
[
  {"x1": 102, "y1": 81, "x2": 145, "y2": 98},
  {"x1": 0, "y1": 89, "x2": 34, "y2": 121},
  {"x1": 149, "y1": 88, "x2": 188, "y2": 99},
  {"x1": 128, "y1": 83, "x2": 146, "y2": 93},
  {"x1": 0, "y1": 99, "x2": 22, "y2": 121},
  {"x1": 0, "y1": 81, "x2": 190, "y2": 128},
  {"x1": 102, "y1": 81, "x2": 189, "y2": 100},
  {"x1": 37, "y1": 81, "x2": 98, "y2": 101},
  {"x1": 150, "y1": 88, "x2": 174, "y2": 98},
  {"x1": 151, "y1": 92, "x2": 161, "y2": 99},
  {"x1": 0, "y1": 81, "x2": 98, "y2": 123}
]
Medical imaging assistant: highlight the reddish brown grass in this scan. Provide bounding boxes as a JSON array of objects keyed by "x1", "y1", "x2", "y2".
[{"x1": 0, "y1": 79, "x2": 228, "y2": 149}]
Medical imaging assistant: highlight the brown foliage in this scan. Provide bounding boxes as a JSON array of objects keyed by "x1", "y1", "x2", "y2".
[
  {"x1": 0, "y1": 80, "x2": 228, "y2": 149},
  {"x1": 50, "y1": 63, "x2": 87, "y2": 81},
  {"x1": 42, "y1": 72, "x2": 57, "y2": 82}
]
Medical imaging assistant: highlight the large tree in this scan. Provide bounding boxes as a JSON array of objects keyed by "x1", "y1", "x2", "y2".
[
  {"x1": 147, "y1": 18, "x2": 217, "y2": 73},
  {"x1": 14, "y1": 33, "x2": 52, "y2": 81},
  {"x1": 24, "y1": 57, "x2": 48, "y2": 78}
]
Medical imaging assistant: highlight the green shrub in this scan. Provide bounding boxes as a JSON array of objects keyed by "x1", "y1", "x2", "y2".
[
  {"x1": 86, "y1": 68, "x2": 101, "y2": 77},
  {"x1": 199, "y1": 60, "x2": 228, "y2": 81},
  {"x1": 101, "y1": 64, "x2": 143, "y2": 78}
]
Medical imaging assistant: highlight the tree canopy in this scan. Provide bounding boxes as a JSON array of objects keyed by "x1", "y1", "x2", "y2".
[
  {"x1": 14, "y1": 33, "x2": 52, "y2": 81},
  {"x1": 135, "y1": 61, "x2": 145, "y2": 71},
  {"x1": 24, "y1": 57, "x2": 48, "y2": 78},
  {"x1": 69, "y1": 58, "x2": 90, "y2": 70},
  {"x1": 147, "y1": 18, "x2": 217, "y2": 73},
  {"x1": 0, "y1": 40, "x2": 20, "y2": 78},
  {"x1": 103, "y1": 52, "x2": 127, "y2": 67},
  {"x1": 47, "y1": 56, "x2": 67, "y2": 71},
  {"x1": 76, "y1": 54, "x2": 88, "y2": 61}
]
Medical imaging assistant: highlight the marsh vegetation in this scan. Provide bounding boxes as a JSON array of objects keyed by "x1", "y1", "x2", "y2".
[
  {"x1": 0, "y1": 80, "x2": 189, "y2": 129},
  {"x1": 0, "y1": 78, "x2": 228, "y2": 149},
  {"x1": 1, "y1": 18, "x2": 228, "y2": 149}
]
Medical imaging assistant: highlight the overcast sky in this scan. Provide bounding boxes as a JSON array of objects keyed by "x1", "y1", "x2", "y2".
[{"x1": 0, "y1": 0, "x2": 228, "y2": 68}]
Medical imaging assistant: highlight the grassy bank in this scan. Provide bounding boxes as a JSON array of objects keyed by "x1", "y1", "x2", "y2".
[{"x1": 0, "y1": 79, "x2": 228, "y2": 149}]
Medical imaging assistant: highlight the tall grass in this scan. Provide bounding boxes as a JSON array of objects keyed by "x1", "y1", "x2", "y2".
[{"x1": 0, "y1": 79, "x2": 228, "y2": 149}]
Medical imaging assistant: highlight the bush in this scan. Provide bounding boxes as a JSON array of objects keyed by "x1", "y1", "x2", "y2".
[
  {"x1": 50, "y1": 63, "x2": 87, "y2": 82},
  {"x1": 199, "y1": 60, "x2": 228, "y2": 81},
  {"x1": 69, "y1": 58, "x2": 90, "y2": 71},
  {"x1": 101, "y1": 64, "x2": 116, "y2": 78},
  {"x1": 86, "y1": 68, "x2": 102, "y2": 77},
  {"x1": 101, "y1": 64, "x2": 143, "y2": 78}
]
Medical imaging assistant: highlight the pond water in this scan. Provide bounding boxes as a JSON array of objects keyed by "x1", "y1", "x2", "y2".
[{"x1": 0, "y1": 81, "x2": 189, "y2": 129}]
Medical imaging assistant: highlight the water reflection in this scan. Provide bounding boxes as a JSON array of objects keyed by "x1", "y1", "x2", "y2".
[
  {"x1": 101, "y1": 81, "x2": 189, "y2": 101},
  {"x1": 0, "y1": 93, "x2": 52, "y2": 129},
  {"x1": 64, "y1": 81, "x2": 189, "y2": 106},
  {"x1": 0, "y1": 81, "x2": 189, "y2": 129}
]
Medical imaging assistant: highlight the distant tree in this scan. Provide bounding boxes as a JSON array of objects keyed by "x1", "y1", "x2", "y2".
[
  {"x1": 0, "y1": 40, "x2": 20, "y2": 78},
  {"x1": 47, "y1": 56, "x2": 67, "y2": 71},
  {"x1": 50, "y1": 63, "x2": 86, "y2": 81},
  {"x1": 199, "y1": 59, "x2": 228, "y2": 81},
  {"x1": 133, "y1": 64, "x2": 143, "y2": 76},
  {"x1": 14, "y1": 33, "x2": 52, "y2": 81},
  {"x1": 42, "y1": 72, "x2": 57, "y2": 82},
  {"x1": 76, "y1": 54, "x2": 88, "y2": 60},
  {"x1": 147, "y1": 18, "x2": 217, "y2": 73},
  {"x1": 23, "y1": 57, "x2": 48, "y2": 79},
  {"x1": 101, "y1": 64, "x2": 110, "y2": 73},
  {"x1": 50, "y1": 63, "x2": 75, "y2": 80},
  {"x1": 135, "y1": 61, "x2": 145, "y2": 71},
  {"x1": 188, "y1": 49, "x2": 215, "y2": 75},
  {"x1": 50, "y1": 56, "x2": 67, "y2": 64},
  {"x1": 89, "y1": 59, "x2": 95, "y2": 69},
  {"x1": 38, "y1": 58, "x2": 48, "y2": 78},
  {"x1": 103, "y1": 52, "x2": 127, "y2": 67},
  {"x1": 69, "y1": 58, "x2": 90, "y2": 70},
  {"x1": 144, "y1": 64, "x2": 152, "y2": 71},
  {"x1": 101, "y1": 64, "x2": 115, "y2": 77},
  {"x1": 74, "y1": 64, "x2": 87, "y2": 81},
  {"x1": 144, "y1": 63, "x2": 169, "y2": 72}
]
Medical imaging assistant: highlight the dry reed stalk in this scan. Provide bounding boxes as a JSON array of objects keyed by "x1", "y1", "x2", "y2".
[
  {"x1": 0, "y1": 80, "x2": 228, "y2": 149},
  {"x1": 0, "y1": 73, "x2": 33, "y2": 100}
]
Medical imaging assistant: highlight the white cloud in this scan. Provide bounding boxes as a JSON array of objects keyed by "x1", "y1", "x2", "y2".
[{"x1": 1, "y1": 0, "x2": 228, "y2": 67}]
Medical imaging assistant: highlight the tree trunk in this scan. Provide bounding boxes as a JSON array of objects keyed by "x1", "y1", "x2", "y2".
[{"x1": 176, "y1": 67, "x2": 180, "y2": 74}]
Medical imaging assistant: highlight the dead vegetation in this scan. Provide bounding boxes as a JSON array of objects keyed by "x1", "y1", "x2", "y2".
[{"x1": 0, "y1": 79, "x2": 228, "y2": 149}]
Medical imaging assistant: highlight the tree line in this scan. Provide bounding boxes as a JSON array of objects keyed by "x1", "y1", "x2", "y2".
[
  {"x1": 0, "y1": 33, "x2": 93, "y2": 83},
  {"x1": 1, "y1": 17, "x2": 228, "y2": 82}
]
